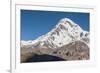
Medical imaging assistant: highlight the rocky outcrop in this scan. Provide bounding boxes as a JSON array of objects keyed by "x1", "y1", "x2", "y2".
[{"x1": 21, "y1": 41, "x2": 89, "y2": 62}]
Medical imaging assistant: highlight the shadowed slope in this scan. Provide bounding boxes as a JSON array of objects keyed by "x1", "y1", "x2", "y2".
[{"x1": 25, "y1": 54, "x2": 65, "y2": 62}]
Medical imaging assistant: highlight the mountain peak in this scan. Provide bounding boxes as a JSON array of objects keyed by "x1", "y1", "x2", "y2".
[
  {"x1": 58, "y1": 18, "x2": 76, "y2": 26},
  {"x1": 21, "y1": 18, "x2": 89, "y2": 49},
  {"x1": 55, "y1": 18, "x2": 77, "y2": 33},
  {"x1": 59, "y1": 18, "x2": 74, "y2": 23}
]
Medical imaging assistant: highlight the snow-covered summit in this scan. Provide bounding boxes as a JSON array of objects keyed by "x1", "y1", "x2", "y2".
[{"x1": 21, "y1": 18, "x2": 89, "y2": 49}]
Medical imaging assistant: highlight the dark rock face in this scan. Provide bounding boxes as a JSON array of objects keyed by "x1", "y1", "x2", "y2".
[
  {"x1": 21, "y1": 41, "x2": 89, "y2": 63},
  {"x1": 81, "y1": 38, "x2": 89, "y2": 44}
]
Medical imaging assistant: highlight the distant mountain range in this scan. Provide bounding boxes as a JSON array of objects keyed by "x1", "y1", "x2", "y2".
[{"x1": 21, "y1": 18, "x2": 90, "y2": 63}]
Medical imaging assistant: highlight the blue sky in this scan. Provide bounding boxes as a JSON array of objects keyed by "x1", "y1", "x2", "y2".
[{"x1": 21, "y1": 10, "x2": 90, "y2": 41}]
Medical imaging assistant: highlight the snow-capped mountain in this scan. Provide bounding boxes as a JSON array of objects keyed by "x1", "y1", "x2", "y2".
[{"x1": 21, "y1": 18, "x2": 89, "y2": 49}]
